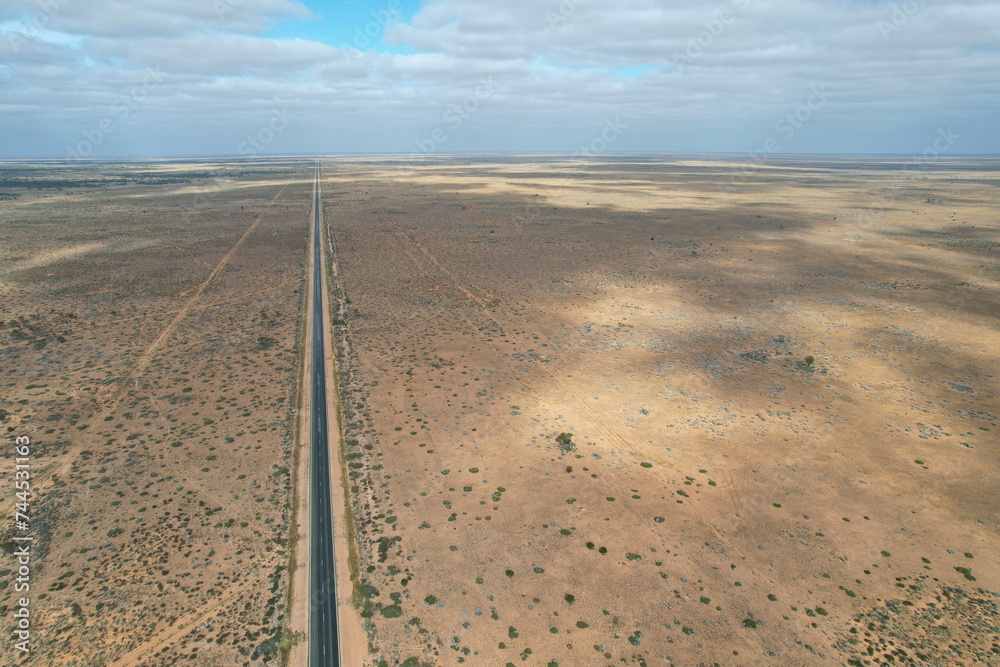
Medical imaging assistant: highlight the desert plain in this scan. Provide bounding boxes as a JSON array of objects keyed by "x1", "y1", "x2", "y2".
[{"x1": 1, "y1": 154, "x2": 998, "y2": 666}]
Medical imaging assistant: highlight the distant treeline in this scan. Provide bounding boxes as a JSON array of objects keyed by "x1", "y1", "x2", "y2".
[
  {"x1": 0, "y1": 176, "x2": 191, "y2": 189},
  {"x1": 0, "y1": 167, "x2": 290, "y2": 190}
]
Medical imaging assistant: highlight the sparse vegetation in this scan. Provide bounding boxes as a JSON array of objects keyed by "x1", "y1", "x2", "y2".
[
  {"x1": 5, "y1": 158, "x2": 998, "y2": 667},
  {"x1": 555, "y1": 432, "x2": 575, "y2": 452}
]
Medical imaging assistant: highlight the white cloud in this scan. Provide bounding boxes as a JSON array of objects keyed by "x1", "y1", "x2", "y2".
[
  {"x1": 0, "y1": 0, "x2": 312, "y2": 38},
  {"x1": 87, "y1": 33, "x2": 343, "y2": 76},
  {"x1": 1, "y1": 0, "x2": 998, "y2": 156}
]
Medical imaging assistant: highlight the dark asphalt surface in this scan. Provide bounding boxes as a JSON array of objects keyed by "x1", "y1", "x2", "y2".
[{"x1": 309, "y1": 165, "x2": 340, "y2": 667}]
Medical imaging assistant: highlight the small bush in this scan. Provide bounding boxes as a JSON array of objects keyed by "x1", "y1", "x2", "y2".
[{"x1": 555, "y1": 433, "x2": 575, "y2": 452}]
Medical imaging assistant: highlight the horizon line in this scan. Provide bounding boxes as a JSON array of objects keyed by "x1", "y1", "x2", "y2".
[{"x1": 3, "y1": 150, "x2": 1000, "y2": 162}]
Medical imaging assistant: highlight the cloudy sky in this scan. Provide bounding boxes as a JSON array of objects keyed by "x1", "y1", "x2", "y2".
[{"x1": 1, "y1": 0, "x2": 998, "y2": 158}]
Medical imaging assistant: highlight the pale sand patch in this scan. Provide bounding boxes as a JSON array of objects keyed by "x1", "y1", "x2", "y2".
[{"x1": 2, "y1": 241, "x2": 105, "y2": 275}]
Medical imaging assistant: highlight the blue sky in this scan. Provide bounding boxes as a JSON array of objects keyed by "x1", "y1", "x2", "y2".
[
  {"x1": 262, "y1": 0, "x2": 421, "y2": 53},
  {"x1": 1, "y1": 0, "x2": 998, "y2": 157}
]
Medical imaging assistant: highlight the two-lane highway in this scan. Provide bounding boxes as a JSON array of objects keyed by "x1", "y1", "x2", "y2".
[{"x1": 309, "y1": 165, "x2": 340, "y2": 667}]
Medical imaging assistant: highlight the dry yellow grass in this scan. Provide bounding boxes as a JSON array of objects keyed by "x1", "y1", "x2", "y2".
[
  {"x1": 319, "y1": 155, "x2": 999, "y2": 666},
  {"x1": 0, "y1": 160, "x2": 311, "y2": 665},
  {"x1": 1, "y1": 155, "x2": 997, "y2": 666}
]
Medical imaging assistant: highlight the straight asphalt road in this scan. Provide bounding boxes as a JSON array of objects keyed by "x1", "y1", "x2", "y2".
[{"x1": 309, "y1": 165, "x2": 340, "y2": 667}]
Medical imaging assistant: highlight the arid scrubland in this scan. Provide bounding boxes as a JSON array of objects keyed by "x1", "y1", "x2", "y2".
[
  {"x1": 1, "y1": 160, "x2": 311, "y2": 665},
  {"x1": 321, "y1": 155, "x2": 999, "y2": 666},
  {"x1": 0, "y1": 155, "x2": 997, "y2": 667}
]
